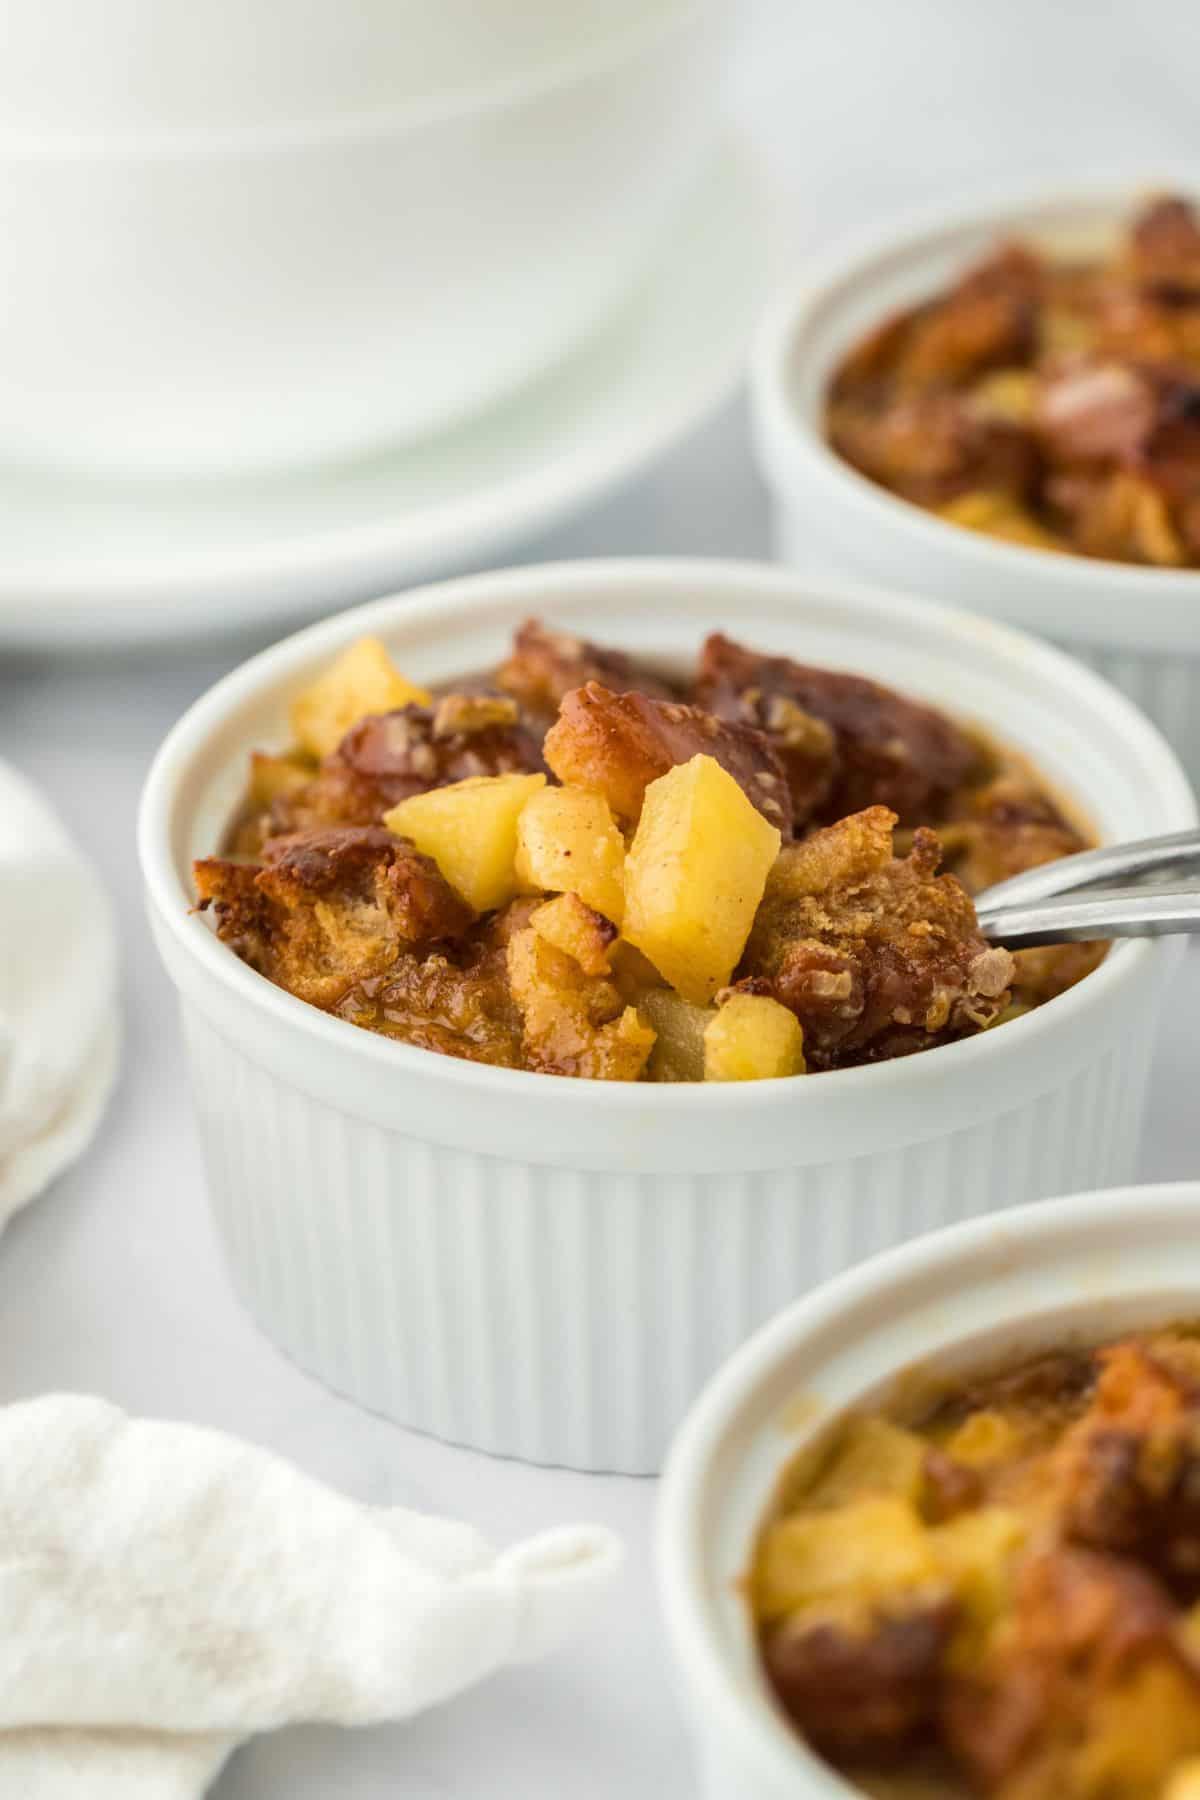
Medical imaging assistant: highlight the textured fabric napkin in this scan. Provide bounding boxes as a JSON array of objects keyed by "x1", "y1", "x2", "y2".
[
  {"x1": 0, "y1": 1394, "x2": 622, "y2": 1796},
  {"x1": 0, "y1": 759, "x2": 119, "y2": 1225}
]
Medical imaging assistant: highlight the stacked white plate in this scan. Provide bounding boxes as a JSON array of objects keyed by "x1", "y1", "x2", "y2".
[{"x1": 0, "y1": 0, "x2": 769, "y2": 646}]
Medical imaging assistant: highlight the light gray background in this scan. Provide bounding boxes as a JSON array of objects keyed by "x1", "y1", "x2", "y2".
[{"x1": 1, "y1": 3, "x2": 1198, "y2": 1793}]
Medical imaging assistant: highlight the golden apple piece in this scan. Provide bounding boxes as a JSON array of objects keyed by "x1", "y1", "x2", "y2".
[
  {"x1": 938, "y1": 489, "x2": 1061, "y2": 551},
  {"x1": 515, "y1": 784, "x2": 626, "y2": 923},
  {"x1": 622, "y1": 755, "x2": 782, "y2": 1005},
  {"x1": 928, "y1": 1507, "x2": 1025, "y2": 1644},
  {"x1": 703, "y1": 992, "x2": 805, "y2": 1082},
  {"x1": 244, "y1": 749, "x2": 314, "y2": 812},
  {"x1": 804, "y1": 1415, "x2": 927, "y2": 1510},
  {"x1": 384, "y1": 772, "x2": 545, "y2": 913},
  {"x1": 753, "y1": 1496, "x2": 939, "y2": 1623},
  {"x1": 290, "y1": 636, "x2": 433, "y2": 758}
]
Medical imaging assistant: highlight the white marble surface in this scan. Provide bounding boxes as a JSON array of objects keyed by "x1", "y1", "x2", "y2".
[{"x1": 2, "y1": 3, "x2": 1199, "y2": 1793}]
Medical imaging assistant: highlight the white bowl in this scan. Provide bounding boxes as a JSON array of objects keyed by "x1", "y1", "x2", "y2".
[
  {"x1": 750, "y1": 182, "x2": 1200, "y2": 787},
  {"x1": 0, "y1": 2, "x2": 723, "y2": 479},
  {"x1": 0, "y1": 0, "x2": 685, "y2": 134},
  {"x1": 138, "y1": 559, "x2": 1195, "y2": 1473},
  {"x1": 658, "y1": 1181, "x2": 1200, "y2": 1799}
]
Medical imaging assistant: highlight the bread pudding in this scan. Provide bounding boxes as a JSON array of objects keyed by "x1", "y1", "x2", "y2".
[
  {"x1": 827, "y1": 194, "x2": 1200, "y2": 568},
  {"x1": 753, "y1": 1329, "x2": 1200, "y2": 1799},
  {"x1": 195, "y1": 620, "x2": 1100, "y2": 1082}
]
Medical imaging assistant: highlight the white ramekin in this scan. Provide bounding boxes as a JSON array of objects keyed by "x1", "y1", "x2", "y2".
[
  {"x1": 0, "y1": 2, "x2": 722, "y2": 479},
  {"x1": 138, "y1": 560, "x2": 1195, "y2": 1474},
  {"x1": 751, "y1": 183, "x2": 1200, "y2": 786},
  {"x1": 658, "y1": 1181, "x2": 1200, "y2": 1799}
]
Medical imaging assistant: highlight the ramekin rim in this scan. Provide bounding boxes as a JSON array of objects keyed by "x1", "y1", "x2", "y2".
[
  {"x1": 137, "y1": 556, "x2": 1197, "y2": 1112},
  {"x1": 751, "y1": 173, "x2": 1200, "y2": 594},
  {"x1": 656, "y1": 1179, "x2": 1200, "y2": 1795},
  {"x1": 0, "y1": 0, "x2": 714, "y2": 162}
]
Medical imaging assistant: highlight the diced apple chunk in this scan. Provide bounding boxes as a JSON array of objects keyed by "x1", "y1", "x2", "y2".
[
  {"x1": 704, "y1": 992, "x2": 805, "y2": 1082},
  {"x1": 290, "y1": 637, "x2": 433, "y2": 758},
  {"x1": 754, "y1": 1496, "x2": 939, "y2": 1623},
  {"x1": 622, "y1": 755, "x2": 781, "y2": 1004},
  {"x1": 245, "y1": 749, "x2": 314, "y2": 811},
  {"x1": 928, "y1": 1507, "x2": 1025, "y2": 1640},
  {"x1": 384, "y1": 772, "x2": 545, "y2": 913},
  {"x1": 636, "y1": 987, "x2": 715, "y2": 1082},
  {"x1": 805, "y1": 1416, "x2": 926, "y2": 1509},
  {"x1": 515, "y1": 785, "x2": 626, "y2": 923}
]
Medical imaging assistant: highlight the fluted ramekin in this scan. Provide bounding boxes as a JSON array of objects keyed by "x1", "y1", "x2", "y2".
[
  {"x1": 658, "y1": 1181, "x2": 1200, "y2": 1799},
  {"x1": 138, "y1": 560, "x2": 1195, "y2": 1473},
  {"x1": 751, "y1": 183, "x2": 1200, "y2": 786}
]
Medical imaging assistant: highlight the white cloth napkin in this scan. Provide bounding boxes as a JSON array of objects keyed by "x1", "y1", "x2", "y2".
[
  {"x1": 0, "y1": 1394, "x2": 622, "y2": 1796},
  {"x1": 0, "y1": 759, "x2": 119, "y2": 1224}
]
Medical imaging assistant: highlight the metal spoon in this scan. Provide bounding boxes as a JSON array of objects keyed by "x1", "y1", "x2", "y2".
[
  {"x1": 974, "y1": 828, "x2": 1200, "y2": 914},
  {"x1": 977, "y1": 881, "x2": 1200, "y2": 949},
  {"x1": 974, "y1": 828, "x2": 1200, "y2": 946}
]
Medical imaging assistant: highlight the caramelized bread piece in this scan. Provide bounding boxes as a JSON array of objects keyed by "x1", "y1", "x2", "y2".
[
  {"x1": 238, "y1": 697, "x2": 545, "y2": 850},
  {"x1": 941, "y1": 770, "x2": 1089, "y2": 895},
  {"x1": 1047, "y1": 466, "x2": 1187, "y2": 567},
  {"x1": 1128, "y1": 195, "x2": 1200, "y2": 294},
  {"x1": 740, "y1": 806, "x2": 1013, "y2": 1069},
  {"x1": 689, "y1": 637, "x2": 836, "y2": 825},
  {"x1": 942, "y1": 1547, "x2": 1200, "y2": 1799},
  {"x1": 764, "y1": 1600, "x2": 957, "y2": 1759},
  {"x1": 938, "y1": 771, "x2": 1105, "y2": 1009},
  {"x1": 543, "y1": 681, "x2": 793, "y2": 833},
  {"x1": 695, "y1": 634, "x2": 978, "y2": 826},
  {"x1": 529, "y1": 892, "x2": 618, "y2": 978},
  {"x1": 507, "y1": 923, "x2": 655, "y2": 1080},
  {"x1": 1051, "y1": 1339, "x2": 1200, "y2": 1592},
  {"x1": 496, "y1": 618, "x2": 676, "y2": 725},
  {"x1": 335, "y1": 922, "x2": 525, "y2": 1069},
  {"x1": 828, "y1": 389, "x2": 1041, "y2": 510},
  {"x1": 344, "y1": 695, "x2": 544, "y2": 797},
  {"x1": 195, "y1": 825, "x2": 472, "y2": 1009},
  {"x1": 891, "y1": 269, "x2": 1036, "y2": 391}
]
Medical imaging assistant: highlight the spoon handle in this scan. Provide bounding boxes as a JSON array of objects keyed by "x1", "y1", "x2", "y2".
[
  {"x1": 979, "y1": 884, "x2": 1200, "y2": 948},
  {"x1": 974, "y1": 829, "x2": 1200, "y2": 912}
]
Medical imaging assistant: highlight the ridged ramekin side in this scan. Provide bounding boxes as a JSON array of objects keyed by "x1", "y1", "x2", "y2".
[{"x1": 180, "y1": 989, "x2": 1154, "y2": 1475}]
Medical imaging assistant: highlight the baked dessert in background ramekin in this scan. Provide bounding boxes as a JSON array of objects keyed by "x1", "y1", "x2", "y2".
[
  {"x1": 139, "y1": 560, "x2": 1194, "y2": 1472},
  {"x1": 658, "y1": 1183, "x2": 1200, "y2": 1800},
  {"x1": 828, "y1": 193, "x2": 1200, "y2": 570},
  {"x1": 752, "y1": 182, "x2": 1200, "y2": 785}
]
